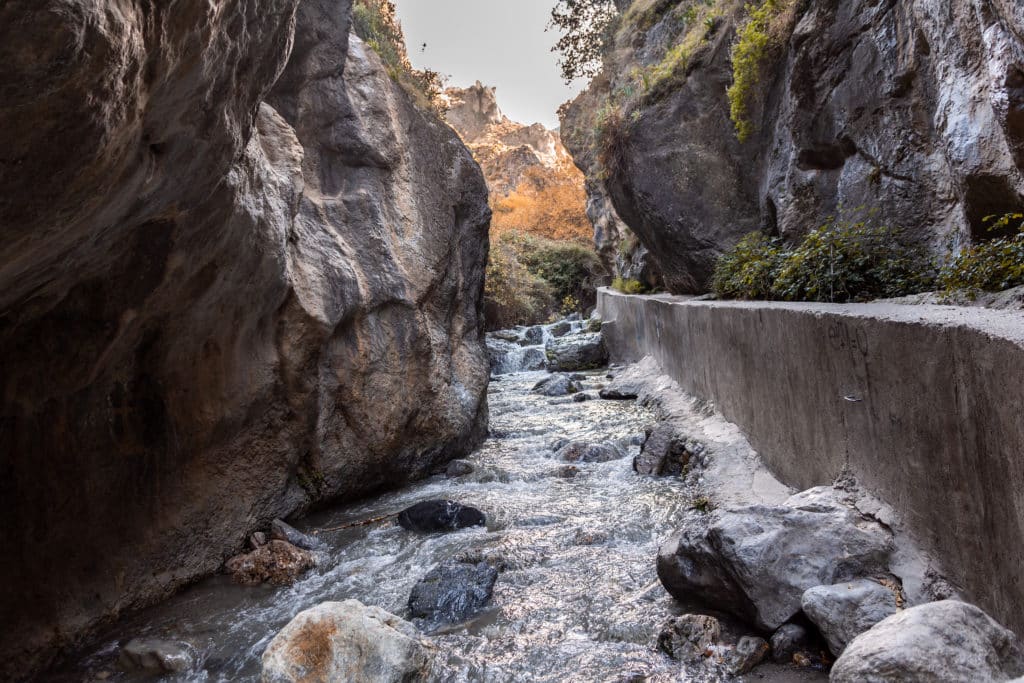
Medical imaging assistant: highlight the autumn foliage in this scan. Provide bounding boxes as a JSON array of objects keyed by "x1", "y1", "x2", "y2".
[{"x1": 490, "y1": 165, "x2": 593, "y2": 244}]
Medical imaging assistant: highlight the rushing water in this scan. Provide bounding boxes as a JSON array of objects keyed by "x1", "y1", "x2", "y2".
[{"x1": 59, "y1": 366, "x2": 820, "y2": 682}]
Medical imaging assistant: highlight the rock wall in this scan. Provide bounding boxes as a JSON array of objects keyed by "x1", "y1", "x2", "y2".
[
  {"x1": 563, "y1": 0, "x2": 1024, "y2": 293},
  {"x1": 0, "y1": 0, "x2": 490, "y2": 677},
  {"x1": 598, "y1": 288, "x2": 1024, "y2": 636}
]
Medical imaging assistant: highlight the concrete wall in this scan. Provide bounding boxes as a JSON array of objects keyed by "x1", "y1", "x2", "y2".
[{"x1": 598, "y1": 289, "x2": 1024, "y2": 634}]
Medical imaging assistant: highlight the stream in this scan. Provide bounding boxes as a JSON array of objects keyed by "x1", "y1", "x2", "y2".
[{"x1": 57, "y1": 354, "x2": 821, "y2": 682}]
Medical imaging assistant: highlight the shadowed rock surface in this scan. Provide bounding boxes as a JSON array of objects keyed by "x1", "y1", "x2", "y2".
[
  {"x1": 562, "y1": 1, "x2": 1024, "y2": 293},
  {"x1": 397, "y1": 501, "x2": 487, "y2": 533},
  {"x1": 0, "y1": 0, "x2": 490, "y2": 676},
  {"x1": 801, "y1": 579, "x2": 900, "y2": 656}
]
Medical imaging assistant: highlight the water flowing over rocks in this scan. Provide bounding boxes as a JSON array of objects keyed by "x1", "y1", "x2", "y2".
[
  {"x1": 831, "y1": 600, "x2": 1024, "y2": 682},
  {"x1": 119, "y1": 638, "x2": 195, "y2": 674},
  {"x1": 0, "y1": 0, "x2": 489, "y2": 674},
  {"x1": 260, "y1": 600, "x2": 433, "y2": 683},
  {"x1": 225, "y1": 541, "x2": 317, "y2": 587},
  {"x1": 562, "y1": 1, "x2": 1024, "y2": 293},
  {"x1": 408, "y1": 561, "x2": 499, "y2": 630}
]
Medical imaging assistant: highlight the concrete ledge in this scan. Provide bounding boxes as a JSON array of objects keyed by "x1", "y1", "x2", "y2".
[{"x1": 598, "y1": 288, "x2": 1024, "y2": 634}]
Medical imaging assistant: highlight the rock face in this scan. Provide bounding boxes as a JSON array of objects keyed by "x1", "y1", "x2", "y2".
[
  {"x1": 561, "y1": 1, "x2": 1024, "y2": 293},
  {"x1": 657, "y1": 487, "x2": 893, "y2": 631},
  {"x1": 801, "y1": 579, "x2": 900, "y2": 656},
  {"x1": 0, "y1": 0, "x2": 490, "y2": 676},
  {"x1": 261, "y1": 600, "x2": 432, "y2": 683},
  {"x1": 831, "y1": 601, "x2": 1024, "y2": 683},
  {"x1": 445, "y1": 81, "x2": 581, "y2": 198}
]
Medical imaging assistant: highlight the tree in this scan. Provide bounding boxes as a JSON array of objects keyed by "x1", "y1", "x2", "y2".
[{"x1": 549, "y1": 0, "x2": 619, "y2": 83}]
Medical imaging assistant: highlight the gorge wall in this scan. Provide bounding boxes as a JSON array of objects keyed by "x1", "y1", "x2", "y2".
[
  {"x1": 562, "y1": 0, "x2": 1024, "y2": 293},
  {"x1": 598, "y1": 288, "x2": 1024, "y2": 637},
  {"x1": 0, "y1": 0, "x2": 490, "y2": 677}
]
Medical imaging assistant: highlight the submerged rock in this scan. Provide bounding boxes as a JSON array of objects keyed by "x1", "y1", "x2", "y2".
[
  {"x1": 548, "y1": 321, "x2": 572, "y2": 337},
  {"x1": 270, "y1": 519, "x2": 325, "y2": 552},
  {"x1": 555, "y1": 441, "x2": 624, "y2": 463},
  {"x1": 225, "y1": 540, "x2": 316, "y2": 586},
  {"x1": 408, "y1": 561, "x2": 498, "y2": 628},
  {"x1": 261, "y1": 600, "x2": 432, "y2": 683},
  {"x1": 120, "y1": 638, "x2": 194, "y2": 673},
  {"x1": 545, "y1": 333, "x2": 608, "y2": 372},
  {"x1": 397, "y1": 500, "x2": 486, "y2": 533},
  {"x1": 532, "y1": 374, "x2": 583, "y2": 397},
  {"x1": 831, "y1": 601, "x2": 1024, "y2": 683},
  {"x1": 802, "y1": 579, "x2": 900, "y2": 656},
  {"x1": 658, "y1": 487, "x2": 893, "y2": 630},
  {"x1": 657, "y1": 614, "x2": 721, "y2": 662}
]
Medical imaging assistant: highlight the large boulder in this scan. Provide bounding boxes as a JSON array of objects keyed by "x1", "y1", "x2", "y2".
[
  {"x1": 658, "y1": 487, "x2": 893, "y2": 630},
  {"x1": 831, "y1": 601, "x2": 1024, "y2": 683},
  {"x1": 545, "y1": 333, "x2": 608, "y2": 372},
  {"x1": 532, "y1": 374, "x2": 584, "y2": 397},
  {"x1": 408, "y1": 561, "x2": 499, "y2": 629},
  {"x1": 261, "y1": 600, "x2": 432, "y2": 683},
  {"x1": 801, "y1": 579, "x2": 900, "y2": 656},
  {"x1": 397, "y1": 500, "x2": 486, "y2": 533},
  {"x1": 0, "y1": 0, "x2": 491, "y2": 674}
]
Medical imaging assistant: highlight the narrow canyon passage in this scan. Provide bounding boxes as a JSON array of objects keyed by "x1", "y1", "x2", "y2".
[{"x1": 51, "y1": 361, "x2": 821, "y2": 682}]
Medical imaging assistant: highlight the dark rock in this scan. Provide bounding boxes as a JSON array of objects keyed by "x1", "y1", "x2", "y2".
[
  {"x1": 532, "y1": 374, "x2": 583, "y2": 397},
  {"x1": 726, "y1": 636, "x2": 770, "y2": 676},
  {"x1": 397, "y1": 500, "x2": 486, "y2": 533},
  {"x1": 120, "y1": 639, "x2": 194, "y2": 673},
  {"x1": 548, "y1": 321, "x2": 572, "y2": 337},
  {"x1": 489, "y1": 330, "x2": 520, "y2": 343},
  {"x1": 599, "y1": 386, "x2": 639, "y2": 400},
  {"x1": 0, "y1": 0, "x2": 491, "y2": 672},
  {"x1": 225, "y1": 540, "x2": 316, "y2": 586},
  {"x1": 555, "y1": 441, "x2": 624, "y2": 463},
  {"x1": 408, "y1": 561, "x2": 498, "y2": 628},
  {"x1": 445, "y1": 460, "x2": 475, "y2": 478},
  {"x1": 270, "y1": 519, "x2": 325, "y2": 552},
  {"x1": 572, "y1": 392, "x2": 593, "y2": 403},
  {"x1": 545, "y1": 333, "x2": 608, "y2": 372},
  {"x1": 550, "y1": 437, "x2": 571, "y2": 452},
  {"x1": 658, "y1": 487, "x2": 893, "y2": 631},
  {"x1": 586, "y1": 317, "x2": 603, "y2": 333},
  {"x1": 552, "y1": 465, "x2": 580, "y2": 479},
  {"x1": 769, "y1": 623, "x2": 815, "y2": 664},
  {"x1": 633, "y1": 423, "x2": 691, "y2": 476},
  {"x1": 832, "y1": 601, "x2": 1024, "y2": 683},
  {"x1": 522, "y1": 326, "x2": 544, "y2": 346},
  {"x1": 802, "y1": 579, "x2": 900, "y2": 656},
  {"x1": 657, "y1": 614, "x2": 721, "y2": 662}
]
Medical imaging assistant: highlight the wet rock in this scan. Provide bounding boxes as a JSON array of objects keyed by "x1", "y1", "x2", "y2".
[
  {"x1": 522, "y1": 326, "x2": 544, "y2": 346},
  {"x1": 489, "y1": 330, "x2": 520, "y2": 343},
  {"x1": 657, "y1": 487, "x2": 893, "y2": 631},
  {"x1": 586, "y1": 316, "x2": 603, "y2": 333},
  {"x1": 408, "y1": 561, "x2": 498, "y2": 628},
  {"x1": 831, "y1": 601, "x2": 1024, "y2": 683},
  {"x1": 545, "y1": 333, "x2": 608, "y2": 372},
  {"x1": 552, "y1": 465, "x2": 580, "y2": 479},
  {"x1": 572, "y1": 392, "x2": 594, "y2": 403},
  {"x1": 261, "y1": 600, "x2": 432, "y2": 683},
  {"x1": 445, "y1": 460, "x2": 475, "y2": 478},
  {"x1": 270, "y1": 519, "x2": 325, "y2": 552},
  {"x1": 769, "y1": 623, "x2": 816, "y2": 664},
  {"x1": 726, "y1": 636, "x2": 769, "y2": 676},
  {"x1": 599, "y1": 386, "x2": 639, "y2": 400},
  {"x1": 521, "y1": 348, "x2": 547, "y2": 371},
  {"x1": 120, "y1": 638, "x2": 194, "y2": 673},
  {"x1": 633, "y1": 423, "x2": 690, "y2": 476},
  {"x1": 657, "y1": 614, "x2": 721, "y2": 662},
  {"x1": 397, "y1": 500, "x2": 486, "y2": 533},
  {"x1": 801, "y1": 579, "x2": 900, "y2": 656},
  {"x1": 532, "y1": 374, "x2": 583, "y2": 397},
  {"x1": 550, "y1": 437, "x2": 571, "y2": 452},
  {"x1": 556, "y1": 441, "x2": 624, "y2": 463},
  {"x1": 548, "y1": 321, "x2": 572, "y2": 337},
  {"x1": 225, "y1": 540, "x2": 315, "y2": 586}
]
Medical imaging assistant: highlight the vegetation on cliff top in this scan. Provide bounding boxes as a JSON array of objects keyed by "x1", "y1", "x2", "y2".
[{"x1": 352, "y1": 0, "x2": 446, "y2": 112}]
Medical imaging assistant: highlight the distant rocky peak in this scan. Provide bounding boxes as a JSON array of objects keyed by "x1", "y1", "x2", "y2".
[{"x1": 444, "y1": 81, "x2": 508, "y2": 142}]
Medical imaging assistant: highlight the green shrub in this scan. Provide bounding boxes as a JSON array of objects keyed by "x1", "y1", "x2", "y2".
[
  {"x1": 940, "y1": 213, "x2": 1024, "y2": 296},
  {"x1": 611, "y1": 277, "x2": 648, "y2": 294},
  {"x1": 772, "y1": 217, "x2": 937, "y2": 303},
  {"x1": 484, "y1": 238, "x2": 554, "y2": 331},
  {"x1": 711, "y1": 231, "x2": 785, "y2": 299},
  {"x1": 727, "y1": 0, "x2": 798, "y2": 142}
]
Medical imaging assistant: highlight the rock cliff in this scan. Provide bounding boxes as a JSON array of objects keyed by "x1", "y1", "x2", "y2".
[
  {"x1": 0, "y1": 0, "x2": 490, "y2": 677},
  {"x1": 561, "y1": 0, "x2": 1024, "y2": 293}
]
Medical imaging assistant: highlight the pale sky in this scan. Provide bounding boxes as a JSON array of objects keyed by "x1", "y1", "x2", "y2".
[{"x1": 393, "y1": 0, "x2": 589, "y2": 128}]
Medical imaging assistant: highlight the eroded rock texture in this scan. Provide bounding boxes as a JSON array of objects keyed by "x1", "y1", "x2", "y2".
[
  {"x1": 0, "y1": 0, "x2": 490, "y2": 677},
  {"x1": 562, "y1": 0, "x2": 1024, "y2": 293}
]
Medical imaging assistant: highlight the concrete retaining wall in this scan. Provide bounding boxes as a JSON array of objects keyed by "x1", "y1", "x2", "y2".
[{"x1": 598, "y1": 288, "x2": 1024, "y2": 634}]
